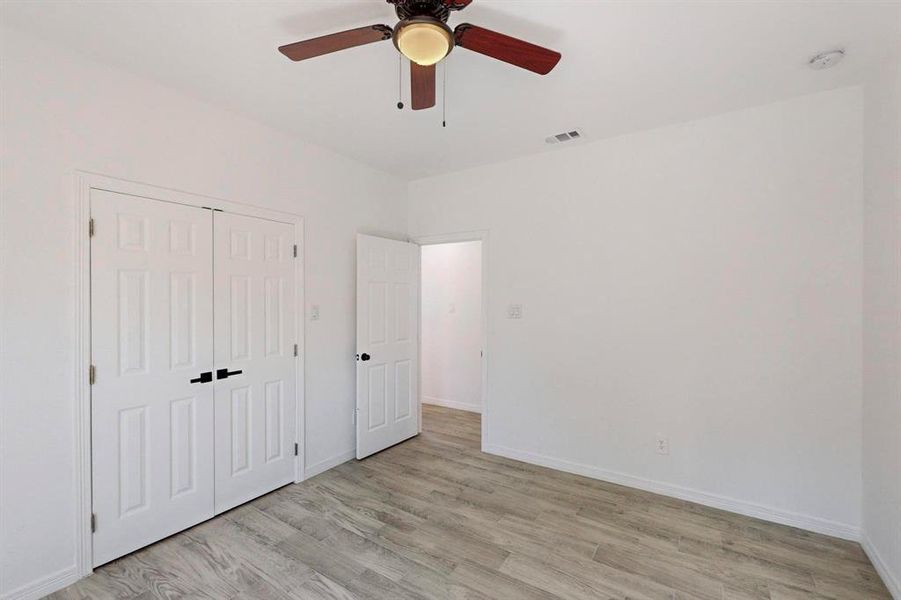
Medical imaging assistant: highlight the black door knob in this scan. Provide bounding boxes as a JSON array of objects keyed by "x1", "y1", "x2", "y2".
[
  {"x1": 216, "y1": 368, "x2": 243, "y2": 380},
  {"x1": 360, "y1": 353, "x2": 371, "y2": 361},
  {"x1": 190, "y1": 371, "x2": 213, "y2": 384}
]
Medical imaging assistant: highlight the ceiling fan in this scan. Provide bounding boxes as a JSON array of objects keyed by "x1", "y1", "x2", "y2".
[{"x1": 278, "y1": 0, "x2": 561, "y2": 111}]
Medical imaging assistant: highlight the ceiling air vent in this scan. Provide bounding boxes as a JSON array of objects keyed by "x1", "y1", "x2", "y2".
[{"x1": 545, "y1": 129, "x2": 584, "y2": 145}]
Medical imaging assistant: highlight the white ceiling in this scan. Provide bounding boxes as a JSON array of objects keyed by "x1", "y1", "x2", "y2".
[{"x1": 2, "y1": 1, "x2": 899, "y2": 179}]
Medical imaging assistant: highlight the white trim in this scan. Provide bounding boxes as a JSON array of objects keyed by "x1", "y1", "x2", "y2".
[
  {"x1": 73, "y1": 172, "x2": 93, "y2": 578},
  {"x1": 72, "y1": 170, "x2": 305, "y2": 580},
  {"x1": 76, "y1": 171, "x2": 303, "y2": 224},
  {"x1": 422, "y1": 395, "x2": 482, "y2": 414},
  {"x1": 413, "y1": 230, "x2": 489, "y2": 245},
  {"x1": 293, "y1": 219, "x2": 306, "y2": 485},
  {"x1": 0, "y1": 566, "x2": 80, "y2": 600},
  {"x1": 485, "y1": 443, "x2": 861, "y2": 542},
  {"x1": 412, "y1": 230, "x2": 489, "y2": 449},
  {"x1": 305, "y1": 449, "x2": 355, "y2": 479},
  {"x1": 862, "y1": 533, "x2": 901, "y2": 599}
]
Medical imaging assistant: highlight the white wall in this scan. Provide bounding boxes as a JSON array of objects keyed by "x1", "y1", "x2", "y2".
[
  {"x1": 409, "y1": 87, "x2": 864, "y2": 537},
  {"x1": 421, "y1": 242, "x2": 483, "y2": 413},
  {"x1": 0, "y1": 27, "x2": 407, "y2": 598},
  {"x1": 0, "y1": 17, "x2": 891, "y2": 600},
  {"x1": 862, "y1": 53, "x2": 901, "y2": 599}
]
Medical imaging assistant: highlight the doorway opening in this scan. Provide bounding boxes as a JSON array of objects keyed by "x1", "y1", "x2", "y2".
[{"x1": 419, "y1": 240, "x2": 484, "y2": 447}]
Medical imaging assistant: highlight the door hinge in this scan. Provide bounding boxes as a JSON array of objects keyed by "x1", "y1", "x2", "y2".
[
  {"x1": 294, "y1": 344, "x2": 299, "y2": 357},
  {"x1": 88, "y1": 218, "x2": 95, "y2": 237},
  {"x1": 293, "y1": 244, "x2": 298, "y2": 258},
  {"x1": 91, "y1": 513, "x2": 96, "y2": 533},
  {"x1": 89, "y1": 365, "x2": 96, "y2": 385},
  {"x1": 294, "y1": 442, "x2": 299, "y2": 456}
]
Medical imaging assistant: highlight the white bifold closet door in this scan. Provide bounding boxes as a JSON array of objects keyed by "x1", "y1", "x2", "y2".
[
  {"x1": 91, "y1": 190, "x2": 296, "y2": 566},
  {"x1": 213, "y1": 211, "x2": 296, "y2": 514},
  {"x1": 356, "y1": 234, "x2": 420, "y2": 459},
  {"x1": 91, "y1": 190, "x2": 216, "y2": 566}
]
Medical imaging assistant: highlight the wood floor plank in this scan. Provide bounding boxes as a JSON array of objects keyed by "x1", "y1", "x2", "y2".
[
  {"x1": 276, "y1": 529, "x2": 367, "y2": 587},
  {"x1": 294, "y1": 572, "x2": 360, "y2": 600},
  {"x1": 54, "y1": 406, "x2": 892, "y2": 600},
  {"x1": 183, "y1": 517, "x2": 316, "y2": 598},
  {"x1": 449, "y1": 559, "x2": 560, "y2": 600}
]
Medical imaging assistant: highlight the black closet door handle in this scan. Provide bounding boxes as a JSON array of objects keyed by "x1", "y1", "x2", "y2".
[
  {"x1": 216, "y1": 368, "x2": 244, "y2": 380},
  {"x1": 360, "y1": 353, "x2": 371, "y2": 362},
  {"x1": 190, "y1": 371, "x2": 213, "y2": 384}
]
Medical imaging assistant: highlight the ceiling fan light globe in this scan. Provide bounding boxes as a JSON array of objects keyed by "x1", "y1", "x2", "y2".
[{"x1": 395, "y1": 21, "x2": 452, "y2": 66}]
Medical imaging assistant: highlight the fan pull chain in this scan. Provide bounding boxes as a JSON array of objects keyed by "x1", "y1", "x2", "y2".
[
  {"x1": 397, "y1": 54, "x2": 404, "y2": 110},
  {"x1": 442, "y1": 56, "x2": 448, "y2": 127}
]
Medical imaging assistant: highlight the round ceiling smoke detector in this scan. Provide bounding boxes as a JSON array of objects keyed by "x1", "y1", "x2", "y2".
[{"x1": 808, "y1": 49, "x2": 845, "y2": 70}]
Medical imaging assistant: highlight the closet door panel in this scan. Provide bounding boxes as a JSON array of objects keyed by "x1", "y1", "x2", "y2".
[
  {"x1": 213, "y1": 212, "x2": 296, "y2": 513},
  {"x1": 91, "y1": 189, "x2": 215, "y2": 566}
]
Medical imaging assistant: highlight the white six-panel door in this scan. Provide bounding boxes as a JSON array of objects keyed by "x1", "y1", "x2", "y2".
[
  {"x1": 91, "y1": 190, "x2": 297, "y2": 566},
  {"x1": 213, "y1": 212, "x2": 296, "y2": 513},
  {"x1": 91, "y1": 190, "x2": 216, "y2": 566},
  {"x1": 356, "y1": 234, "x2": 420, "y2": 459}
]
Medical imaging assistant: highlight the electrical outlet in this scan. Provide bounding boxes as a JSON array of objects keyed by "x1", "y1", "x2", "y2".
[
  {"x1": 507, "y1": 304, "x2": 523, "y2": 319},
  {"x1": 310, "y1": 305, "x2": 320, "y2": 321},
  {"x1": 655, "y1": 435, "x2": 669, "y2": 455}
]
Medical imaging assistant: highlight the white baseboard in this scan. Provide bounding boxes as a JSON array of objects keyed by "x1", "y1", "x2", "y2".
[
  {"x1": 422, "y1": 395, "x2": 482, "y2": 414},
  {"x1": 484, "y1": 443, "x2": 860, "y2": 542},
  {"x1": 1, "y1": 565, "x2": 80, "y2": 600},
  {"x1": 862, "y1": 532, "x2": 901, "y2": 599},
  {"x1": 304, "y1": 449, "x2": 355, "y2": 479}
]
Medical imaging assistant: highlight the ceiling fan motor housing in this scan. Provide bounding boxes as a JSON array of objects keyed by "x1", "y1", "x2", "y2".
[{"x1": 390, "y1": 0, "x2": 454, "y2": 22}]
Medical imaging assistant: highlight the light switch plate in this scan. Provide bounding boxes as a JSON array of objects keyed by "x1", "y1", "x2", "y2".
[{"x1": 656, "y1": 435, "x2": 669, "y2": 455}]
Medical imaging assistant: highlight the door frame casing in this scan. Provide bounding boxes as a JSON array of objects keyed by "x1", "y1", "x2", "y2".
[
  {"x1": 73, "y1": 170, "x2": 305, "y2": 577},
  {"x1": 411, "y1": 231, "x2": 489, "y2": 449}
]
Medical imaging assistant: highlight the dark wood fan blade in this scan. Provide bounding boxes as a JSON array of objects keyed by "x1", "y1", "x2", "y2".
[
  {"x1": 444, "y1": 0, "x2": 473, "y2": 9},
  {"x1": 278, "y1": 25, "x2": 392, "y2": 61},
  {"x1": 410, "y1": 62, "x2": 436, "y2": 110},
  {"x1": 454, "y1": 24, "x2": 561, "y2": 75}
]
